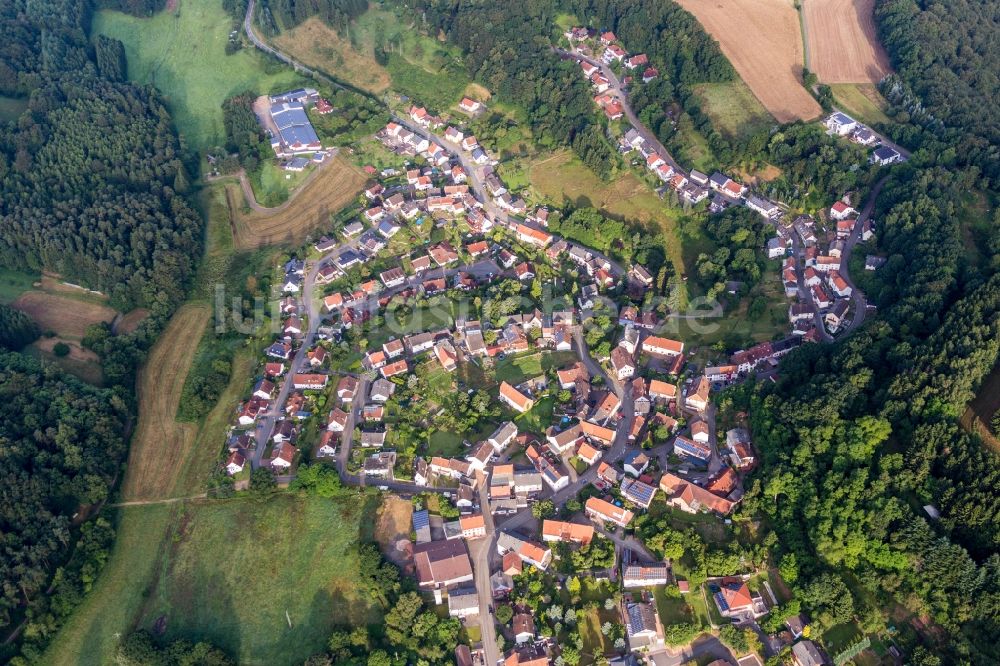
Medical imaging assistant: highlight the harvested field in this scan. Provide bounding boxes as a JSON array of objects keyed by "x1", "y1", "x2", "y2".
[
  {"x1": 802, "y1": 0, "x2": 890, "y2": 83},
  {"x1": 272, "y1": 17, "x2": 391, "y2": 94},
  {"x1": 120, "y1": 304, "x2": 210, "y2": 501},
  {"x1": 675, "y1": 0, "x2": 822, "y2": 123},
  {"x1": 11, "y1": 292, "x2": 117, "y2": 339},
  {"x1": 228, "y1": 154, "x2": 367, "y2": 250}
]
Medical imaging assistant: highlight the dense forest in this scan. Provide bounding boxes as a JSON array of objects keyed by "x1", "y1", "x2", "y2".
[
  {"x1": 875, "y1": 0, "x2": 1000, "y2": 183},
  {"x1": 0, "y1": 1, "x2": 201, "y2": 314},
  {"x1": 0, "y1": 0, "x2": 206, "y2": 659},
  {"x1": 737, "y1": 5, "x2": 1000, "y2": 650},
  {"x1": 0, "y1": 353, "x2": 128, "y2": 660}
]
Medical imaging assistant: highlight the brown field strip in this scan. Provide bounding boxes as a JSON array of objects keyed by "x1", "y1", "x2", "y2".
[
  {"x1": 11, "y1": 292, "x2": 117, "y2": 339},
  {"x1": 120, "y1": 304, "x2": 210, "y2": 501},
  {"x1": 674, "y1": 0, "x2": 822, "y2": 123},
  {"x1": 229, "y1": 154, "x2": 367, "y2": 250},
  {"x1": 802, "y1": 0, "x2": 890, "y2": 83}
]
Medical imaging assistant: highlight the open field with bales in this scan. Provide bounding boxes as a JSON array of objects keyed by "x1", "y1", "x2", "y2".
[
  {"x1": 228, "y1": 154, "x2": 367, "y2": 249},
  {"x1": 43, "y1": 494, "x2": 380, "y2": 666},
  {"x1": 675, "y1": 0, "x2": 822, "y2": 123},
  {"x1": 92, "y1": 0, "x2": 306, "y2": 150},
  {"x1": 120, "y1": 304, "x2": 210, "y2": 501},
  {"x1": 802, "y1": 0, "x2": 891, "y2": 83}
]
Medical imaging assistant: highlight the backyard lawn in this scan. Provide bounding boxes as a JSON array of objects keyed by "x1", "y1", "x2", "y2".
[{"x1": 494, "y1": 351, "x2": 578, "y2": 385}]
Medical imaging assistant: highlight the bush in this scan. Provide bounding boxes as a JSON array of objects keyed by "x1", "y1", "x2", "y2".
[{"x1": 52, "y1": 342, "x2": 70, "y2": 357}]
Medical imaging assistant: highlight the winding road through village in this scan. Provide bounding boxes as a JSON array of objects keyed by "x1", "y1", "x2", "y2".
[{"x1": 240, "y1": 7, "x2": 880, "y2": 664}]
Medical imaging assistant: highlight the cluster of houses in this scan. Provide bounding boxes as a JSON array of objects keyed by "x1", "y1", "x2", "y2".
[{"x1": 824, "y1": 111, "x2": 903, "y2": 166}]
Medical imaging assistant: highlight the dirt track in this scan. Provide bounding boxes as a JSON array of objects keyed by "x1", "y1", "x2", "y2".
[
  {"x1": 675, "y1": 0, "x2": 822, "y2": 123},
  {"x1": 802, "y1": 0, "x2": 890, "y2": 83}
]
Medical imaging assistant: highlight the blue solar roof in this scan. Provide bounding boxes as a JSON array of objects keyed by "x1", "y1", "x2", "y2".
[
  {"x1": 622, "y1": 478, "x2": 656, "y2": 505},
  {"x1": 412, "y1": 509, "x2": 429, "y2": 530},
  {"x1": 674, "y1": 436, "x2": 711, "y2": 461}
]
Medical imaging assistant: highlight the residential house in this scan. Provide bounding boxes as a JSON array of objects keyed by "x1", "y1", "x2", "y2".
[
  {"x1": 623, "y1": 450, "x2": 650, "y2": 477},
  {"x1": 648, "y1": 379, "x2": 677, "y2": 403},
  {"x1": 624, "y1": 599, "x2": 665, "y2": 651},
  {"x1": 225, "y1": 451, "x2": 245, "y2": 476},
  {"x1": 326, "y1": 407, "x2": 349, "y2": 432},
  {"x1": 610, "y1": 346, "x2": 637, "y2": 380},
  {"x1": 622, "y1": 562, "x2": 670, "y2": 588},
  {"x1": 541, "y1": 520, "x2": 595, "y2": 545},
  {"x1": 685, "y1": 376, "x2": 710, "y2": 412},
  {"x1": 363, "y1": 451, "x2": 396, "y2": 478},
  {"x1": 674, "y1": 435, "x2": 711, "y2": 463},
  {"x1": 359, "y1": 430, "x2": 386, "y2": 448},
  {"x1": 336, "y1": 376, "x2": 358, "y2": 402},
  {"x1": 824, "y1": 111, "x2": 858, "y2": 136},
  {"x1": 870, "y1": 145, "x2": 901, "y2": 166},
  {"x1": 459, "y1": 514, "x2": 487, "y2": 539},
  {"x1": 292, "y1": 373, "x2": 327, "y2": 390},
  {"x1": 621, "y1": 477, "x2": 657, "y2": 509},
  {"x1": 586, "y1": 497, "x2": 635, "y2": 528},
  {"x1": 270, "y1": 440, "x2": 296, "y2": 470},
  {"x1": 642, "y1": 336, "x2": 684, "y2": 357},
  {"x1": 660, "y1": 473, "x2": 734, "y2": 515},
  {"x1": 792, "y1": 640, "x2": 827, "y2": 666},
  {"x1": 412, "y1": 539, "x2": 474, "y2": 591},
  {"x1": 726, "y1": 429, "x2": 755, "y2": 469},
  {"x1": 497, "y1": 531, "x2": 553, "y2": 571},
  {"x1": 369, "y1": 378, "x2": 395, "y2": 403},
  {"x1": 499, "y1": 381, "x2": 535, "y2": 413},
  {"x1": 447, "y1": 587, "x2": 480, "y2": 619},
  {"x1": 577, "y1": 441, "x2": 603, "y2": 466},
  {"x1": 829, "y1": 200, "x2": 856, "y2": 220}
]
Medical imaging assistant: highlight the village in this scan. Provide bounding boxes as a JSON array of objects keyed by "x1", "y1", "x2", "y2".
[{"x1": 212, "y1": 24, "x2": 905, "y2": 666}]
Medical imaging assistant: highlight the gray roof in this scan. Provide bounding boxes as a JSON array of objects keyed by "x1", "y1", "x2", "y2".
[
  {"x1": 270, "y1": 102, "x2": 320, "y2": 149},
  {"x1": 791, "y1": 640, "x2": 826, "y2": 666}
]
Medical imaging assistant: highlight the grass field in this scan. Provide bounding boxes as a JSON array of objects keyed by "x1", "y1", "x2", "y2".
[
  {"x1": 26, "y1": 339, "x2": 106, "y2": 386},
  {"x1": 675, "y1": 0, "x2": 821, "y2": 122},
  {"x1": 692, "y1": 81, "x2": 774, "y2": 140},
  {"x1": 494, "y1": 351, "x2": 577, "y2": 385},
  {"x1": 249, "y1": 160, "x2": 314, "y2": 208},
  {"x1": 92, "y1": 0, "x2": 306, "y2": 150},
  {"x1": 830, "y1": 83, "x2": 891, "y2": 126},
  {"x1": 0, "y1": 95, "x2": 28, "y2": 122},
  {"x1": 272, "y1": 16, "x2": 392, "y2": 94},
  {"x1": 44, "y1": 494, "x2": 380, "y2": 666},
  {"x1": 0, "y1": 268, "x2": 39, "y2": 304},
  {"x1": 578, "y1": 606, "x2": 618, "y2": 660},
  {"x1": 229, "y1": 154, "x2": 366, "y2": 250},
  {"x1": 120, "y1": 304, "x2": 210, "y2": 501},
  {"x1": 802, "y1": 0, "x2": 890, "y2": 84},
  {"x1": 527, "y1": 151, "x2": 697, "y2": 285},
  {"x1": 43, "y1": 504, "x2": 177, "y2": 666}
]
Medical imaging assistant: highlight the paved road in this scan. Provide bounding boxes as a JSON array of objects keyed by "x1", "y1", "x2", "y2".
[
  {"x1": 838, "y1": 176, "x2": 888, "y2": 332},
  {"x1": 469, "y1": 478, "x2": 501, "y2": 665},
  {"x1": 555, "y1": 48, "x2": 684, "y2": 177}
]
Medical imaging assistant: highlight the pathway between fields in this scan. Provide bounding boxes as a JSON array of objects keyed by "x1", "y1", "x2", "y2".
[{"x1": 109, "y1": 493, "x2": 208, "y2": 508}]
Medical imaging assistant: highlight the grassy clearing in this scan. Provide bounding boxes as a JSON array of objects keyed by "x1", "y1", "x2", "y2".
[
  {"x1": 0, "y1": 95, "x2": 28, "y2": 122},
  {"x1": 527, "y1": 151, "x2": 694, "y2": 280},
  {"x1": 692, "y1": 81, "x2": 774, "y2": 140},
  {"x1": 386, "y1": 54, "x2": 470, "y2": 111},
  {"x1": 92, "y1": 0, "x2": 306, "y2": 150},
  {"x1": 653, "y1": 585, "x2": 698, "y2": 625},
  {"x1": 830, "y1": 83, "x2": 891, "y2": 126},
  {"x1": 672, "y1": 116, "x2": 716, "y2": 174},
  {"x1": 120, "y1": 304, "x2": 210, "y2": 501},
  {"x1": 45, "y1": 494, "x2": 379, "y2": 666},
  {"x1": 0, "y1": 268, "x2": 39, "y2": 304},
  {"x1": 578, "y1": 605, "x2": 618, "y2": 659},
  {"x1": 515, "y1": 395, "x2": 556, "y2": 435},
  {"x1": 494, "y1": 351, "x2": 577, "y2": 385},
  {"x1": 229, "y1": 154, "x2": 367, "y2": 250},
  {"x1": 249, "y1": 160, "x2": 314, "y2": 208},
  {"x1": 683, "y1": 261, "x2": 789, "y2": 352},
  {"x1": 955, "y1": 189, "x2": 994, "y2": 270},
  {"x1": 26, "y1": 339, "x2": 105, "y2": 386}
]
